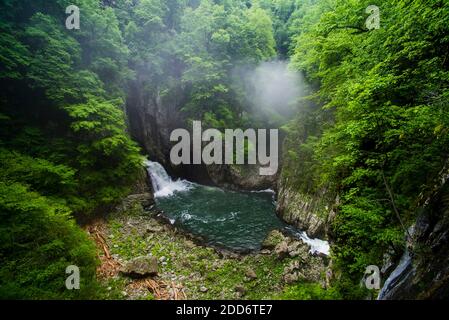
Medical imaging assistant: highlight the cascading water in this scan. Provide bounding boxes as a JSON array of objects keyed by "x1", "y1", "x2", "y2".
[
  {"x1": 377, "y1": 250, "x2": 413, "y2": 300},
  {"x1": 145, "y1": 160, "x2": 193, "y2": 197},
  {"x1": 145, "y1": 160, "x2": 330, "y2": 254},
  {"x1": 285, "y1": 227, "x2": 330, "y2": 256}
]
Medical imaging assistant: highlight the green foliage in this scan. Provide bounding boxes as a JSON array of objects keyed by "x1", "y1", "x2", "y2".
[
  {"x1": 286, "y1": 0, "x2": 449, "y2": 296},
  {"x1": 0, "y1": 182, "x2": 99, "y2": 299},
  {"x1": 0, "y1": 0, "x2": 279, "y2": 300},
  {"x1": 64, "y1": 98, "x2": 143, "y2": 211},
  {"x1": 0, "y1": 0, "x2": 142, "y2": 213},
  {"x1": 4, "y1": 0, "x2": 447, "y2": 301},
  {"x1": 0, "y1": 149, "x2": 78, "y2": 207},
  {"x1": 118, "y1": 0, "x2": 277, "y2": 128},
  {"x1": 0, "y1": 0, "x2": 142, "y2": 299},
  {"x1": 279, "y1": 282, "x2": 341, "y2": 300}
]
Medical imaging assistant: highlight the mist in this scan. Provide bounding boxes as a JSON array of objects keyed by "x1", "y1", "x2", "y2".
[{"x1": 235, "y1": 60, "x2": 305, "y2": 126}]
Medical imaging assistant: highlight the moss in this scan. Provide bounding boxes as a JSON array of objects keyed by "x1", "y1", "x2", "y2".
[
  {"x1": 101, "y1": 208, "x2": 320, "y2": 299},
  {"x1": 278, "y1": 282, "x2": 341, "y2": 300}
]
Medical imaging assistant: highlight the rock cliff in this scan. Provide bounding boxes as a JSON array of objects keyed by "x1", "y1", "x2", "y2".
[{"x1": 379, "y1": 178, "x2": 449, "y2": 299}]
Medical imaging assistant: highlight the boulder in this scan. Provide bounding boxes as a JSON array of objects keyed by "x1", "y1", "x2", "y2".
[
  {"x1": 283, "y1": 261, "x2": 305, "y2": 284},
  {"x1": 274, "y1": 241, "x2": 290, "y2": 259},
  {"x1": 284, "y1": 260, "x2": 301, "y2": 275},
  {"x1": 121, "y1": 256, "x2": 158, "y2": 278},
  {"x1": 269, "y1": 234, "x2": 311, "y2": 260},
  {"x1": 287, "y1": 241, "x2": 309, "y2": 260},
  {"x1": 235, "y1": 285, "x2": 246, "y2": 294},
  {"x1": 125, "y1": 193, "x2": 154, "y2": 211},
  {"x1": 262, "y1": 230, "x2": 287, "y2": 250},
  {"x1": 245, "y1": 268, "x2": 257, "y2": 280},
  {"x1": 284, "y1": 273, "x2": 299, "y2": 284}
]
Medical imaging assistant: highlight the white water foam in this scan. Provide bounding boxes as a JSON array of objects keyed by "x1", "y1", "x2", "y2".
[
  {"x1": 290, "y1": 229, "x2": 330, "y2": 256},
  {"x1": 302, "y1": 232, "x2": 330, "y2": 255},
  {"x1": 181, "y1": 212, "x2": 192, "y2": 222},
  {"x1": 251, "y1": 189, "x2": 275, "y2": 194},
  {"x1": 145, "y1": 160, "x2": 330, "y2": 255},
  {"x1": 145, "y1": 160, "x2": 193, "y2": 198},
  {"x1": 181, "y1": 211, "x2": 210, "y2": 224}
]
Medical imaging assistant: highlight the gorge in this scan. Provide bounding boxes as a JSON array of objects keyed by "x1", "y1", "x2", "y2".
[{"x1": 1, "y1": 0, "x2": 449, "y2": 301}]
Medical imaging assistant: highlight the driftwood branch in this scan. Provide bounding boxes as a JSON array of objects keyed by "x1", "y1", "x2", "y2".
[{"x1": 381, "y1": 168, "x2": 412, "y2": 240}]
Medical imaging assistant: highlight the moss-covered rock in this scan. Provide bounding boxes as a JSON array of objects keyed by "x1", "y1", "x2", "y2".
[
  {"x1": 276, "y1": 181, "x2": 335, "y2": 239},
  {"x1": 100, "y1": 209, "x2": 328, "y2": 299},
  {"x1": 121, "y1": 256, "x2": 159, "y2": 278},
  {"x1": 262, "y1": 229, "x2": 286, "y2": 250}
]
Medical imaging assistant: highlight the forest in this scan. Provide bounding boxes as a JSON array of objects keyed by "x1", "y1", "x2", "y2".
[{"x1": 1, "y1": 0, "x2": 449, "y2": 300}]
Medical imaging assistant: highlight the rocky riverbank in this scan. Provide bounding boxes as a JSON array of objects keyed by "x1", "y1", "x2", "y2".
[
  {"x1": 89, "y1": 193, "x2": 329, "y2": 300},
  {"x1": 276, "y1": 182, "x2": 335, "y2": 239}
]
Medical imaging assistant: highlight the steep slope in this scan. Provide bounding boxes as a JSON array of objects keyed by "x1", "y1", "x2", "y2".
[{"x1": 380, "y1": 172, "x2": 449, "y2": 299}]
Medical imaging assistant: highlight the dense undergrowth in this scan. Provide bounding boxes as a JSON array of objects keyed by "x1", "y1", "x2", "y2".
[
  {"x1": 2, "y1": 0, "x2": 449, "y2": 299},
  {"x1": 280, "y1": 0, "x2": 449, "y2": 297}
]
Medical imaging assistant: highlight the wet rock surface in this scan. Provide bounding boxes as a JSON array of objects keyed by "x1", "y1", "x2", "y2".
[
  {"x1": 206, "y1": 164, "x2": 277, "y2": 191},
  {"x1": 276, "y1": 183, "x2": 334, "y2": 239},
  {"x1": 379, "y1": 180, "x2": 449, "y2": 299},
  {"x1": 262, "y1": 230, "x2": 286, "y2": 250}
]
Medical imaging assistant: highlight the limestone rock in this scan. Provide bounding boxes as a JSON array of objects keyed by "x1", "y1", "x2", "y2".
[
  {"x1": 121, "y1": 256, "x2": 158, "y2": 278},
  {"x1": 235, "y1": 285, "x2": 246, "y2": 295},
  {"x1": 262, "y1": 229, "x2": 287, "y2": 250},
  {"x1": 276, "y1": 182, "x2": 336, "y2": 239},
  {"x1": 245, "y1": 268, "x2": 257, "y2": 280},
  {"x1": 206, "y1": 164, "x2": 276, "y2": 191},
  {"x1": 284, "y1": 273, "x2": 299, "y2": 284}
]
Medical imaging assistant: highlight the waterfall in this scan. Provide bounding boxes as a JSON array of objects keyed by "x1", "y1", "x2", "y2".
[
  {"x1": 143, "y1": 160, "x2": 331, "y2": 253},
  {"x1": 144, "y1": 160, "x2": 193, "y2": 198},
  {"x1": 285, "y1": 227, "x2": 330, "y2": 256},
  {"x1": 377, "y1": 250, "x2": 413, "y2": 300}
]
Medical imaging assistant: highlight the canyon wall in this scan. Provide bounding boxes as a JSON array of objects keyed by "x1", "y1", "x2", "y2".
[{"x1": 379, "y1": 175, "x2": 449, "y2": 299}]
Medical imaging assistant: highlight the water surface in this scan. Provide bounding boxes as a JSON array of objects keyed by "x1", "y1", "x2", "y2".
[{"x1": 146, "y1": 161, "x2": 329, "y2": 254}]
